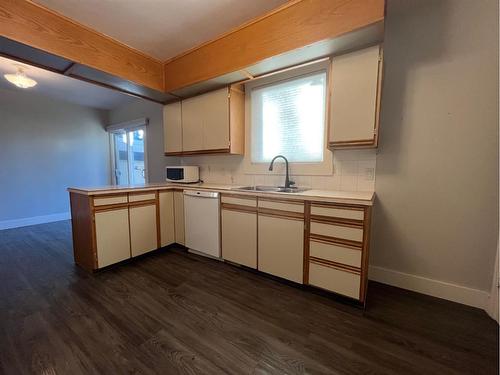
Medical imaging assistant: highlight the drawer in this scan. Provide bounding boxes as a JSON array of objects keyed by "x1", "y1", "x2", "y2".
[
  {"x1": 221, "y1": 195, "x2": 257, "y2": 207},
  {"x1": 310, "y1": 240, "x2": 361, "y2": 268},
  {"x1": 311, "y1": 205, "x2": 364, "y2": 221},
  {"x1": 129, "y1": 192, "x2": 156, "y2": 202},
  {"x1": 309, "y1": 261, "x2": 360, "y2": 299},
  {"x1": 258, "y1": 199, "x2": 304, "y2": 213},
  {"x1": 310, "y1": 221, "x2": 363, "y2": 242},
  {"x1": 93, "y1": 195, "x2": 128, "y2": 206}
]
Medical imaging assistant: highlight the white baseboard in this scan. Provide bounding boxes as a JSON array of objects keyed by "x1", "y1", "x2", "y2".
[
  {"x1": 369, "y1": 265, "x2": 490, "y2": 310},
  {"x1": 0, "y1": 212, "x2": 70, "y2": 230}
]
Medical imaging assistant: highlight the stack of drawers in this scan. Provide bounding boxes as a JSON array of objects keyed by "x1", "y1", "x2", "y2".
[{"x1": 307, "y1": 202, "x2": 371, "y2": 302}]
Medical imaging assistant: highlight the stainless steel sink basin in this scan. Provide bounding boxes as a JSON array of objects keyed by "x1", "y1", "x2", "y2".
[{"x1": 231, "y1": 185, "x2": 308, "y2": 194}]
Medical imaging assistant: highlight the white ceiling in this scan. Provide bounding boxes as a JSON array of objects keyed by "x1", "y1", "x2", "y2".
[
  {"x1": 0, "y1": 56, "x2": 138, "y2": 110},
  {"x1": 33, "y1": 0, "x2": 289, "y2": 61}
]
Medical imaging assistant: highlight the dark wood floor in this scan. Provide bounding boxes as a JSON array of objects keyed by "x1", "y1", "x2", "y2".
[{"x1": 0, "y1": 221, "x2": 497, "y2": 375}]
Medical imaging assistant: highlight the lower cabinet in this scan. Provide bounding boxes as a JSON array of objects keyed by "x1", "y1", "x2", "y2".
[
  {"x1": 258, "y1": 214, "x2": 304, "y2": 284},
  {"x1": 95, "y1": 207, "x2": 131, "y2": 268},
  {"x1": 159, "y1": 191, "x2": 175, "y2": 247},
  {"x1": 173, "y1": 190, "x2": 185, "y2": 245},
  {"x1": 221, "y1": 208, "x2": 257, "y2": 269},
  {"x1": 307, "y1": 202, "x2": 371, "y2": 302},
  {"x1": 309, "y1": 260, "x2": 361, "y2": 299},
  {"x1": 129, "y1": 203, "x2": 158, "y2": 257}
]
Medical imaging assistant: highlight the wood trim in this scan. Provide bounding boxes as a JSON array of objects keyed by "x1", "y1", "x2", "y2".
[
  {"x1": 303, "y1": 202, "x2": 311, "y2": 284},
  {"x1": 309, "y1": 233, "x2": 362, "y2": 249},
  {"x1": 221, "y1": 203, "x2": 257, "y2": 214},
  {"x1": 0, "y1": 0, "x2": 164, "y2": 91},
  {"x1": 311, "y1": 202, "x2": 365, "y2": 211},
  {"x1": 257, "y1": 197, "x2": 305, "y2": 205},
  {"x1": 329, "y1": 139, "x2": 376, "y2": 148},
  {"x1": 66, "y1": 73, "x2": 165, "y2": 104},
  {"x1": 310, "y1": 215, "x2": 364, "y2": 228},
  {"x1": 220, "y1": 193, "x2": 257, "y2": 200},
  {"x1": 165, "y1": 148, "x2": 230, "y2": 156},
  {"x1": 163, "y1": 0, "x2": 385, "y2": 91},
  {"x1": 69, "y1": 192, "x2": 96, "y2": 272},
  {"x1": 310, "y1": 217, "x2": 363, "y2": 229},
  {"x1": 155, "y1": 191, "x2": 161, "y2": 248},
  {"x1": 372, "y1": 45, "x2": 384, "y2": 148},
  {"x1": 93, "y1": 203, "x2": 130, "y2": 212},
  {"x1": 359, "y1": 205, "x2": 372, "y2": 303},
  {"x1": 127, "y1": 200, "x2": 157, "y2": 208},
  {"x1": 258, "y1": 210, "x2": 304, "y2": 221},
  {"x1": 310, "y1": 237, "x2": 362, "y2": 252},
  {"x1": 309, "y1": 257, "x2": 361, "y2": 275}
]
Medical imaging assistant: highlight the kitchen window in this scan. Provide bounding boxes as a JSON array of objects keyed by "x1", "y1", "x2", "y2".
[
  {"x1": 244, "y1": 60, "x2": 332, "y2": 175},
  {"x1": 107, "y1": 118, "x2": 148, "y2": 185}
]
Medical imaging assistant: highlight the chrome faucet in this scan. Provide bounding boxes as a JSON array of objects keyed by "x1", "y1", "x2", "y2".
[{"x1": 268, "y1": 155, "x2": 295, "y2": 189}]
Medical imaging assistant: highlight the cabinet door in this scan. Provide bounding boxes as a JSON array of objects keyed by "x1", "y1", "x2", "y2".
[
  {"x1": 129, "y1": 204, "x2": 158, "y2": 257},
  {"x1": 202, "y1": 88, "x2": 230, "y2": 151},
  {"x1": 181, "y1": 95, "x2": 204, "y2": 152},
  {"x1": 221, "y1": 209, "x2": 257, "y2": 268},
  {"x1": 329, "y1": 45, "x2": 381, "y2": 147},
  {"x1": 159, "y1": 191, "x2": 175, "y2": 247},
  {"x1": 258, "y1": 214, "x2": 304, "y2": 283},
  {"x1": 173, "y1": 191, "x2": 185, "y2": 245},
  {"x1": 163, "y1": 102, "x2": 182, "y2": 153},
  {"x1": 95, "y1": 208, "x2": 130, "y2": 268}
]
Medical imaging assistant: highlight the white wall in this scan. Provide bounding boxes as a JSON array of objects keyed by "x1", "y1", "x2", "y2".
[
  {"x1": 371, "y1": 0, "x2": 499, "y2": 309},
  {"x1": 0, "y1": 86, "x2": 110, "y2": 227},
  {"x1": 107, "y1": 100, "x2": 179, "y2": 183}
]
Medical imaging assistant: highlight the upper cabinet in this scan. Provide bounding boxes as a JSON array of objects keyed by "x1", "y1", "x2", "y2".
[
  {"x1": 163, "y1": 101, "x2": 183, "y2": 154},
  {"x1": 328, "y1": 45, "x2": 383, "y2": 149},
  {"x1": 163, "y1": 85, "x2": 245, "y2": 156}
]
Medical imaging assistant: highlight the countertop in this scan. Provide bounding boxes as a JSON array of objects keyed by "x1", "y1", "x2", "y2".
[{"x1": 68, "y1": 182, "x2": 375, "y2": 206}]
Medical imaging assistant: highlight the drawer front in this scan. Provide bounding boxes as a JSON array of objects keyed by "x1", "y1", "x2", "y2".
[
  {"x1": 93, "y1": 195, "x2": 128, "y2": 206},
  {"x1": 310, "y1": 221, "x2": 363, "y2": 242},
  {"x1": 310, "y1": 240, "x2": 361, "y2": 268},
  {"x1": 129, "y1": 193, "x2": 156, "y2": 202},
  {"x1": 258, "y1": 200, "x2": 304, "y2": 213},
  {"x1": 311, "y1": 205, "x2": 364, "y2": 221},
  {"x1": 221, "y1": 195, "x2": 257, "y2": 207},
  {"x1": 309, "y1": 262, "x2": 360, "y2": 299}
]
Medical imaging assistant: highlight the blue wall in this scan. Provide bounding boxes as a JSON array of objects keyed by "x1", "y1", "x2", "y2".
[{"x1": 0, "y1": 87, "x2": 110, "y2": 221}]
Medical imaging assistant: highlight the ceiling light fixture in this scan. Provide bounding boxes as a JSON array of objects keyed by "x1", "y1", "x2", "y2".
[{"x1": 4, "y1": 67, "x2": 37, "y2": 89}]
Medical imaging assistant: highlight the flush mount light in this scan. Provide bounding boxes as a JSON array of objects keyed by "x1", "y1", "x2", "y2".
[{"x1": 4, "y1": 67, "x2": 37, "y2": 89}]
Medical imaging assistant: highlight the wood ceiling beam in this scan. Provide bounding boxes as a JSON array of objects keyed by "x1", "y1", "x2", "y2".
[
  {"x1": 163, "y1": 0, "x2": 385, "y2": 92},
  {"x1": 0, "y1": 0, "x2": 164, "y2": 91}
]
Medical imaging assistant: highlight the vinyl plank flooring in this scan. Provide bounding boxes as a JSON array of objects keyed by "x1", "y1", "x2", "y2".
[{"x1": 0, "y1": 221, "x2": 497, "y2": 375}]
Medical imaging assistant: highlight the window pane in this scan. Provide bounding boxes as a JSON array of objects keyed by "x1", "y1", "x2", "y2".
[
  {"x1": 251, "y1": 71, "x2": 326, "y2": 163},
  {"x1": 113, "y1": 132, "x2": 129, "y2": 185},
  {"x1": 129, "y1": 129, "x2": 145, "y2": 184}
]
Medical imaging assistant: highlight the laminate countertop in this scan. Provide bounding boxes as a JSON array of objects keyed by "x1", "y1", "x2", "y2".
[{"x1": 67, "y1": 182, "x2": 375, "y2": 206}]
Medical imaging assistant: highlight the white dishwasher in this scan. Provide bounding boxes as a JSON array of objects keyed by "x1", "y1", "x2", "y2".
[{"x1": 183, "y1": 190, "x2": 221, "y2": 258}]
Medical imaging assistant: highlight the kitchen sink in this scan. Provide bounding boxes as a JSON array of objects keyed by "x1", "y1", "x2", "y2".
[{"x1": 231, "y1": 186, "x2": 308, "y2": 194}]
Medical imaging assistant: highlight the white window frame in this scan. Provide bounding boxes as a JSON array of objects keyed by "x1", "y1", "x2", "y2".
[
  {"x1": 243, "y1": 59, "x2": 333, "y2": 176},
  {"x1": 107, "y1": 118, "x2": 149, "y2": 185}
]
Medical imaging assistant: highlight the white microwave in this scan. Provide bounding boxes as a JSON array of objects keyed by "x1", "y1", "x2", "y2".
[{"x1": 166, "y1": 166, "x2": 200, "y2": 183}]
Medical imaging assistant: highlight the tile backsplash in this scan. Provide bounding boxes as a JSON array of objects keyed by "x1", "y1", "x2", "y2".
[{"x1": 180, "y1": 149, "x2": 377, "y2": 192}]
